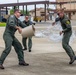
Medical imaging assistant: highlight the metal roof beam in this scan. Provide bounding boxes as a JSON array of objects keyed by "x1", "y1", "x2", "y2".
[{"x1": 0, "y1": 1, "x2": 49, "y2": 8}]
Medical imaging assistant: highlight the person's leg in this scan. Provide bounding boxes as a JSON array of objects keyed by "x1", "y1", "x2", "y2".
[
  {"x1": 22, "y1": 37, "x2": 27, "y2": 50},
  {"x1": 0, "y1": 34, "x2": 13, "y2": 69},
  {"x1": 62, "y1": 32, "x2": 75, "y2": 64},
  {"x1": 28, "y1": 37, "x2": 32, "y2": 52},
  {"x1": 13, "y1": 37, "x2": 29, "y2": 66}
]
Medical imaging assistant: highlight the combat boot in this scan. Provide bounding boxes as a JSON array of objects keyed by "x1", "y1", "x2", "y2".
[
  {"x1": 23, "y1": 47, "x2": 27, "y2": 51},
  {"x1": 19, "y1": 61, "x2": 29, "y2": 66},
  {"x1": 69, "y1": 56, "x2": 75, "y2": 64},
  {"x1": 0, "y1": 64, "x2": 5, "y2": 69},
  {"x1": 29, "y1": 49, "x2": 31, "y2": 52}
]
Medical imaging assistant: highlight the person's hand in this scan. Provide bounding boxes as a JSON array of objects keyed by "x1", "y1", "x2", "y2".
[
  {"x1": 59, "y1": 31, "x2": 63, "y2": 35},
  {"x1": 18, "y1": 28, "x2": 22, "y2": 34},
  {"x1": 52, "y1": 22, "x2": 55, "y2": 26},
  {"x1": 32, "y1": 25, "x2": 35, "y2": 31},
  {"x1": 16, "y1": 26, "x2": 22, "y2": 34}
]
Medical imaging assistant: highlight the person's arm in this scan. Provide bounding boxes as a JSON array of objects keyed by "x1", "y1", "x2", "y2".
[
  {"x1": 60, "y1": 19, "x2": 71, "y2": 35},
  {"x1": 15, "y1": 26, "x2": 22, "y2": 34},
  {"x1": 19, "y1": 20, "x2": 27, "y2": 28},
  {"x1": 7, "y1": 16, "x2": 17, "y2": 29},
  {"x1": 62, "y1": 19, "x2": 71, "y2": 33},
  {"x1": 55, "y1": 17, "x2": 60, "y2": 22},
  {"x1": 29, "y1": 20, "x2": 35, "y2": 25},
  {"x1": 52, "y1": 17, "x2": 60, "y2": 25},
  {"x1": 7, "y1": 16, "x2": 23, "y2": 33}
]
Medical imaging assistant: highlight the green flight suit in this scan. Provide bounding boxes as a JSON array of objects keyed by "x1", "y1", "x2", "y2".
[
  {"x1": 22, "y1": 20, "x2": 33, "y2": 50},
  {"x1": 0, "y1": 15, "x2": 26, "y2": 64},
  {"x1": 56, "y1": 15, "x2": 75, "y2": 59}
]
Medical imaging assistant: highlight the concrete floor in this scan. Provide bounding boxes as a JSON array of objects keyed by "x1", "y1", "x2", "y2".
[
  {"x1": 0, "y1": 47, "x2": 76, "y2": 75},
  {"x1": 0, "y1": 20, "x2": 76, "y2": 75}
]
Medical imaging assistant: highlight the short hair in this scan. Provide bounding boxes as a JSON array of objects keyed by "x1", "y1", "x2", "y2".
[
  {"x1": 14, "y1": 9, "x2": 20, "y2": 13},
  {"x1": 56, "y1": 8, "x2": 65, "y2": 13}
]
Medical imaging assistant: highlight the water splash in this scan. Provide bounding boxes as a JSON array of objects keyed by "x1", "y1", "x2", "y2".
[{"x1": 35, "y1": 22, "x2": 76, "y2": 43}]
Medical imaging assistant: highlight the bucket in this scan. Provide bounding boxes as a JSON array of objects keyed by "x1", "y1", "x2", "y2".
[{"x1": 21, "y1": 25, "x2": 35, "y2": 37}]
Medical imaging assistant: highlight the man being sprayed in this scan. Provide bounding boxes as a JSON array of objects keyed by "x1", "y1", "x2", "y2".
[{"x1": 52, "y1": 9, "x2": 76, "y2": 64}]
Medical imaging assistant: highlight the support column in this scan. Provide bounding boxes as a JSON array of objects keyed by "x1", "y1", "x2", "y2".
[
  {"x1": 23, "y1": 5, "x2": 24, "y2": 15},
  {"x1": 6, "y1": 7, "x2": 8, "y2": 15},
  {"x1": 68, "y1": 13, "x2": 71, "y2": 20},
  {"x1": 26, "y1": 5, "x2": 27, "y2": 15},
  {"x1": 60, "y1": 4, "x2": 62, "y2": 9},
  {"x1": 18, "y1": 6, "x2": 19, "y2": 9},
  {"x1": 0, "y1": 8, "x2": 2, "y2": 22},
  {"x1": 45, "y1": 4, "x2": 46, "y2": 21},
  {"x1": 35, "y1": 4, "x2": 36, "y2": 18},
  {"x1": 13, "y1": 6, "x2": 16, "y2": 12}
]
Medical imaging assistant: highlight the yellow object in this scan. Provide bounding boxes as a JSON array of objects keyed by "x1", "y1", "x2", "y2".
[{"x1": 33, "y1": 16, "x2": 42, "y2": 22}]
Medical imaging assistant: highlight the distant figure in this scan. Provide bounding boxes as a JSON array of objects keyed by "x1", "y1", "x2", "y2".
[
  {"x1": 22, "y1": 15, "x2": 35, "y2": 52},
  {"x1": 52, "y1": 9, "x2": 76, "y2": 64}
]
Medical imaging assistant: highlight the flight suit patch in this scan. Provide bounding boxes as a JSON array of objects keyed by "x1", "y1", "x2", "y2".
[{"x1": 66, "y1": 21, "x2": 70, "y2": 24}]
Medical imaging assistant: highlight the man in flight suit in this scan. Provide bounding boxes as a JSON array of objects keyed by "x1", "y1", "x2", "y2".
[
  {"x1": 52, "y1": 9, "x2": 76, "y2": 64},
  {"x1": 0, "y1": 9, "x2": 29, "y2": 69},
  {"x1": 22, "y1": 15, "x2": 35, "y2": 52}
]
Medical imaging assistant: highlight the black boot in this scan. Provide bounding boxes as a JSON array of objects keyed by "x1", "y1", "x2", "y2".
[
  {"x1": 0, "y1": 64, "x2": 5, "y2": 69},
  {"x1": 23, "y1": 48, "x2": 27, "y2": 51},
  {"x1": 19, "y1": 61, "x2": 29, "y2": 66},
  {"x1": 29, "y1": 49, "x2": 31, "y2": 52},
  {"x1": 69, "y1": 56, "x2": 75, "y2": 64}
]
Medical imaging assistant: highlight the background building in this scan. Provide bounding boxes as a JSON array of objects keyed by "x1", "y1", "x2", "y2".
[
  {"x1": 30, "y1": 8, "x2": 49, "y2": 22},
  {"x1": 56, "y1": 0, "x2": 76, "y2": 20}
]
